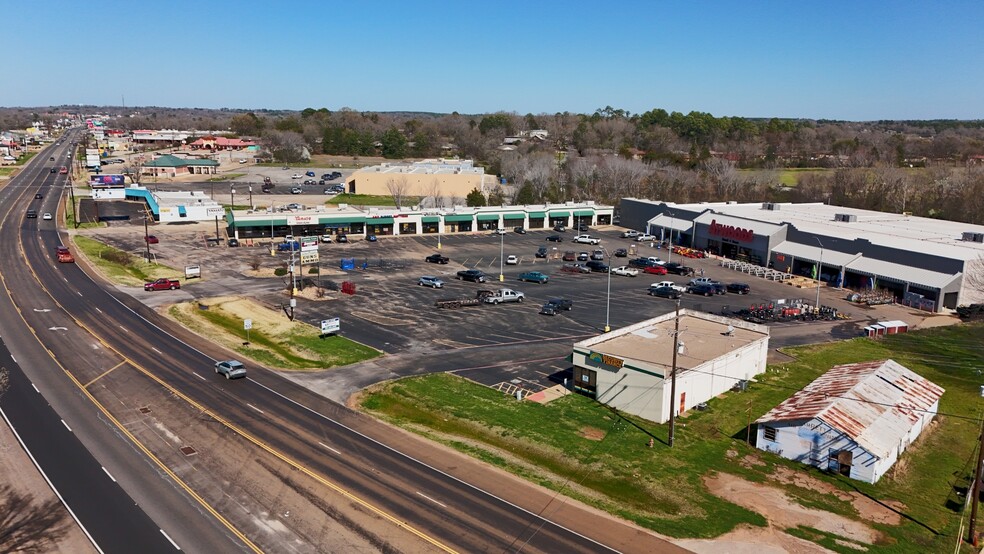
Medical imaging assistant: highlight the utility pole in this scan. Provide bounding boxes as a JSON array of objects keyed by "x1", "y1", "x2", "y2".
[
  {"x1": 969, "y1": 417, "x2": 984, "y2": 546},
  {"x1": 668, "y1": 299, "x2": 681, "y2": 447},
  {"x1": 143, "y1": 216, "x2": 151, "y2": 261}
]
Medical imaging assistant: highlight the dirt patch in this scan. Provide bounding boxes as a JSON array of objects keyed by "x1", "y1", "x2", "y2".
[
  {"x1": 739, "y1": 453, "x2": 767, "y2": 468},
  {"x1": 705, "y1": 473, "x2": 885, "y2": 545},
  {"x1": 578, "y1": 426, "x2": 607, "y2": 441},
  {"x1": 769, "y1": 466, "x2": 903, "y2": 526},
  {"x1": 675, "y1": 524, "x2": 835, "y2": 554}
]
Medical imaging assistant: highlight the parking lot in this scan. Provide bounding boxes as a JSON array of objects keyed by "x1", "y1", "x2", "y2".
[{"x1": 83, "y1": 216, "x2": 927, "y2": 401}]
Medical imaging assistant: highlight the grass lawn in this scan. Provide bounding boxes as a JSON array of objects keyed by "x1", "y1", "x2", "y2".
[
  {"x1": 72, "y1": 236, "x2": 183, "y2": 285},
  {"x1": 0, "y1": 167, "x2": 16, "y2": 177},
  {"x1": 207, "y1": 173, "x2": 246, "y2": 182},
  {"x1": 325, "y1": 193, "x2": 421, "y2": 207},
  {"x1": 360, "y1": 324, "x2": 984, "y2": 552},
  {"x1": 167, "y1": 298, "x2": 379, "y2": 369}
]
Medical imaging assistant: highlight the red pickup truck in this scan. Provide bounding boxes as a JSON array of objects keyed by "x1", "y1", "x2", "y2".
[{"x1": 144, "y1": 278, "x2": 180, "y2": 291}]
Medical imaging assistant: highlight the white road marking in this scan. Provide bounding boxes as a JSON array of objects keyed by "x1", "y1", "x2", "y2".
[
  {"x1": 318, "y1": 442, "x2": 341, "y2": 455},
  {"x1": 246, "y1": 403, "x2": 264, "y2": 414},
  {"x1": 416, "y1": 491, "x2": 447, "y2": 508},
  {"x1": 193, "y1": 373, "x2": 206, "y2": 381},
  {"x1": 33, "y1": 308, "x2": 51, "y2": 312},
  {"x1": 77, "y1": 291, "x2": 83, "y2": 296},
  {"x1": 31, "y1": 383, "x2": 39, "y2": 393},
  {"x1": 159, "y1": 529, "x2": 181, "y2": 550},
  {"x1": 119, "y1": 325, "x2": 129, "y2": 333},
  {"x1": 95, "y1": 307, "x2": 102, "y2": 314},
  {"x1": 151, "y1": 347, "x2": 162, "y2": 354},
  {"x1": 9, "y1": 355, "x2": 14, "y2": 363},
  {"x1": 101, "y1": 467, "x2": 116, "y2": 482},
  {"x1": 61, "y1": 420, "x2": 72, "y2": 432}
]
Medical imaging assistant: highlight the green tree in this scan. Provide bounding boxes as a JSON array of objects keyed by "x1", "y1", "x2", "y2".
[
  {"x1": 230, "y1": 113, "x2": 265, "y2": 136},
  {"x1": 465, "y1": 188, "x2": 487, "y2": 207},
  {"x1": 380, "y1": 127, "x2": 407, "y2": 159},
  {"x1": 274, "y1": 117, "x2": 304, "y2": 134},
  {"x1": 513, "y1": 183, "x2": 536, "y2": 204},
  {"x1": 478, "y1": 113, "x2": 514, "y2": 136}
]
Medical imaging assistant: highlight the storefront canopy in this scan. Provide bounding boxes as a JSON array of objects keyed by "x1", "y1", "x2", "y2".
[
  {"x1": 477, "y1": 214, "x2": 500, "y2": 221},
  {"x1": 444, "y1": 214, "x2": 473, "y2": 222},
  {"x1": 366, "y1": 217, "x2": 394, "y2": 225},
  {"x1": 502, "y1": 213, "x2": 525, "y2": 220},
  {"x1": 549, "y1": 211, "x2": 570, "y2": 218},
  {"x1": 527, "y1": 211, "x2": 546, "y2": 218},
  {"x1": 422, "y1": 216, "x2": 440, "y2": 223},
  {"x1": 321, "y1": 216, "x2": 365, "y2": 224},
  {"x1": 574, "y1": 210, "x2": 594, "y2": 217}
]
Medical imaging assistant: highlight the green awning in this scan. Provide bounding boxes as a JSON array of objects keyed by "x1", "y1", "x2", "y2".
[
  {"x1": 549, "y1": 211, "x2": 570, "y2": 218},
  {"x1": 574, "y1": 210, "x2": 594, "y2": 217},
  {"x1": 527, "y1": 211, "x2": 545, "y2": 218},
  {"x1": 422, "y1": 216, "x2": 440, "y2": 223},
  {"x1": 477, "y1": 214, "x2": 500, "y2": 221},
  {"x1": 502, "y1": 213, "x2": 525, "y2": 220},
  {"x1": 321, "y1": 216, "x2": 365, "y2": 224},
  {"x1": 444, "y1": 214, "x2": 473, "y2": 222},
  {"x1": 367, "y1": 217, "x2": 394, "y2": 225},
  {"x1": 233, "y1": 219, "x2": 278, "y2": 228}
]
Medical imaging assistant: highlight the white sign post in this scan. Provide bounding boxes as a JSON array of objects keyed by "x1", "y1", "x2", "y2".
[
  {"x1": 244, "y1": 318, "x2": 252, "y2": 345},
  {"x1": 321, "y1": 317, "x2": 340, "y2": 336}
]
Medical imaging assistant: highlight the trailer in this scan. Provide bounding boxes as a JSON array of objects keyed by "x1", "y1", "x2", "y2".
[{"x1": 435, "y1": 289, "x2": 494, "y2": 309}]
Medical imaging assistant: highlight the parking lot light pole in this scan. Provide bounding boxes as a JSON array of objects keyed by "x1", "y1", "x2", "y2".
[
  {"x1": 604, "y1": 248, "x2": 613, "y2": 333},
  {"x1": 143, "y1": 216, "x2": 151, "y2": 261},
  {"x1": 230, "y1": 186, "x2": 235, "y2": 209},
  {"x1": 815, "y1": 237, "x2": 824, "y2": 313},
  {"x1": 499, "y1": 231, "x2": 505, "y2": 282}
]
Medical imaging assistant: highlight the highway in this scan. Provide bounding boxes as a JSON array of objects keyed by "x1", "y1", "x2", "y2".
[{"x1": 0, "y1": 133, "x2": 686, "y2": 553}]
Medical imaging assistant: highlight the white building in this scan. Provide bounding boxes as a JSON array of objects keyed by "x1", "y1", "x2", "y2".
[
  {"x1": 755, "y1": 359, "x2": 943, "y2": 484},
  {"x1": 572, "y1": 310, "x2": 770, "y2": 424}
]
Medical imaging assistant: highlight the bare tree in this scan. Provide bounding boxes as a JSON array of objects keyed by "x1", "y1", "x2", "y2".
[
  {"x1": 423, "y1": 178, "x2": 445, "y2": 209},
  {"x1": 0, "y1": 485, "x2": 72, "y2": 552},
  {"x1": 386, "y1": 176, "x2": 411, "y2": 208},
  {"x1": 261, "y1": 130, "x2": 306, "y2": 164}
]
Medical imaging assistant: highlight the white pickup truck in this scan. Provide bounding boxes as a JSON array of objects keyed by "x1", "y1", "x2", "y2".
[
  {"x1": 651, "y1": 280, "x2": 686, "y2": 293},
  {"x1": 573, "y1": 234, "x2": 601, "y2": 245},
  {"x1": 484, "y1": 288, "x2": 526, "y2": 304}
]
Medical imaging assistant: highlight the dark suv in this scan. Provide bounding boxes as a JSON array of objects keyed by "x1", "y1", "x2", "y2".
[
  {"x1": 687, "y1": 283, "x2": 716, "y2": 296},
  {"x1": 425, "y1": 253, "x2": 449, "y2": 264},
  {"x1": 539, "y1": 298, "x2": 573, "y2": 315},
  {"x1": 456, "y1": 269, "x2": 487, "y2": 283},
  {"x1": 585, "y1": 260, "x2": 609, "y2": 273},
  {"x1": 726, "y1": 283, "x2": 751, "y2": 294}
]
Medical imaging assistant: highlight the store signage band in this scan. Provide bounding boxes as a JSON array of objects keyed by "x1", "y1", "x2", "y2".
[
  {"x1": 588, "y1": 351, "x2": 624, "y2": 370},
  {"x1": 708, "y1": 219, "x2": 754, "y2": 243}
]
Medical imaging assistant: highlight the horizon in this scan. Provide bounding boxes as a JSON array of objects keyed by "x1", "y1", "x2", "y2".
[{"x1": 4, "y1": 1, "x2": 983, "y2": 121}]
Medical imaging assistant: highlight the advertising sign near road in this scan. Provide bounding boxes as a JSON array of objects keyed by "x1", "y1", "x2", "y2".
[
  {"x1": 300, "y1": 251, "x2": 319, "y2": 264},
  {"x1": 89, "y1": 174, "x2": 126, "y2": 185},
  {"x1": 321, "y1": 317, "x2": 340, "y2": 335}
]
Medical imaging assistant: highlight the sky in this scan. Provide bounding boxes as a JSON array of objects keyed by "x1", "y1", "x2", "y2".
[{"x1": 4, "y1": 0, "x2": 983, "y2": 121}]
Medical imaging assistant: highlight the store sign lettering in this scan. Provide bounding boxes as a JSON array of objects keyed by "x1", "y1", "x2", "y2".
[
  {"x1": 709, "y1": 219, "x2": 754, "y2": 243},
  {"x1": 588, "y1": 352, "x2": 624, "y2": 369}
]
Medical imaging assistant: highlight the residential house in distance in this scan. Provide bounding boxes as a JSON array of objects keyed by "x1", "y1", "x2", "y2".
[{"x1": 755, "y1": 359, "x2": 943, "y2": 484}]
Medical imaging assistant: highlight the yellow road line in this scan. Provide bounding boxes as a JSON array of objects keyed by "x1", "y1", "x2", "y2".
[
  {"x1": 7, "y1": 236, "x2": 458, "y2": 553},
  {"x1": 82, "y1": 360, "x2": 127, "y2": 389}
]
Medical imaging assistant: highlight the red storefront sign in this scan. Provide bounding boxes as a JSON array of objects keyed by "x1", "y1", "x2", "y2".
[{"x1": 708, "y1": 219, "x2": 754, "y2": 243}]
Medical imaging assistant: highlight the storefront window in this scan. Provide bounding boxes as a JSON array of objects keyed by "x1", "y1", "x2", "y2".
[{"x1": 399, "y1": 222, "x2": 417, "y2": 235}]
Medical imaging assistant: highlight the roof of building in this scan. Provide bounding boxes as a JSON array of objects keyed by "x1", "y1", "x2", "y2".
[
  {"x1": 189, "y1": 136, "x2": 256, "y2": 147},
  {"x1": 638, "y1": 200, "x2": 984, "y2": 262},
  {"x1": 574, "y1": 309, "x2": 769, "y2": 374},
  {"x1": 755, "y1": 359, "x2": 944, "y2": 460},
  {"x1": 352, "y1": 158, "x2": 488, "y2": 176},
  {"x1": 143, "y1": 154, "x2": 219, "y2": 167}
]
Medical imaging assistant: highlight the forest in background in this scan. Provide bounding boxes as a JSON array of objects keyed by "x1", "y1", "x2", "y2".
[{"x1": 4, "y1": 105, "x2": 984, "y2": 223}]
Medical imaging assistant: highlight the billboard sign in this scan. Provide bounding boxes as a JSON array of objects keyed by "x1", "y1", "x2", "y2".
[{"x1": 89, "y1": 174, "x2": 126, "y2": 185}]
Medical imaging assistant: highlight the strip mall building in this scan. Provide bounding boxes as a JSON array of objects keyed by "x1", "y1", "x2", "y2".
[{"x1": 620, "y1": 199, "x2": 984, "y2": 312}]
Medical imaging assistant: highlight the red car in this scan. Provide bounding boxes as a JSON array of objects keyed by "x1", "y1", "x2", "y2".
[
  {"x1": 145, "y1": 235, "x2": 159, "y2": 244},
  {"x1": 59, "y1": 166, "x2": 68, "y2": 174},
  {"x1": 643, "y1": 265, "x2": 668, "y2": 275}
]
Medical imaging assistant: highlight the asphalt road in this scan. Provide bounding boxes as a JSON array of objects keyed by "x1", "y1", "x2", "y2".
[{"x1": 3, "y1": 138, "x2": 686, "y2": 552}]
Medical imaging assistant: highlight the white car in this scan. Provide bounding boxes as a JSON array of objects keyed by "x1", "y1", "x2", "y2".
[
  {"x1": 238, "y1": 159, "x2": 248, "y2": 164},
  {"x1": 214, "y1": 360, "x2": 247, "y2": 379},
  {"x1": 505, "y1": 255, "x2": 519, "y2": 265},
  {"x1": 611, "y1": 266, "x2": 639, "y2": 277},
  {"x1": 291, "y1": 173, "x2": 303, "y2": 179},
  {"x1": 290, "y1": 187, "x2": 302, "y2": 194},
  {"x1": 636, "y1": 234, "x2": 657, "y2": 242},
  {"x1": 320, "y1": 235, "x2": 333, "y2": 243},
  {"x1": 652, "y1": 280, "x2": 687, "y2": 293},
  {"x1": 621, "y1": 230, "x2": 640, "y2": 238},
  {"x1": 42, "y1": 212, "x2": 53, "y2": 220},
  {"x1": 493, "y1": 228, "x2": 507, "y2": 235}
]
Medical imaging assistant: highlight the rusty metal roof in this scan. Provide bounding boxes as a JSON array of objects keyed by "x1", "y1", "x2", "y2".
[{"x1": 756, "y1": 359, "x2": 944, "y2": 460}]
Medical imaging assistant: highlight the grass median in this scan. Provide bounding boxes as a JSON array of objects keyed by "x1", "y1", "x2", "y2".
[
  {"x1": 72, "y1": 236, "x2": 183, "y2": 285},
  {"x1": 360, "y1": 324, "x2": 984, "y2": 551}
]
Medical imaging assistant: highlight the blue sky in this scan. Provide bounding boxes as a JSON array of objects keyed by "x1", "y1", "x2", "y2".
[{"x1": 4, "y1": 1, "x2": 982, "y2": 120}]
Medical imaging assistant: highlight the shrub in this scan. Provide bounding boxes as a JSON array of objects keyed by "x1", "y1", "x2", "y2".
[
  {"x1": 273, "y1": 267, "x2": 288, "y2": 277},
  {"x1": 102, "y1": 250, "x2": 133, "y2": 266}
]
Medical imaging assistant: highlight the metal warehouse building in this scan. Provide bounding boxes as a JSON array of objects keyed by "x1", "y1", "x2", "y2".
[
  {"x1": 620, "y1": 199, "x2": 984, "y2": 312},
  {"x1": 572, "y1": 310, "x2": 770, "y2": 424}
]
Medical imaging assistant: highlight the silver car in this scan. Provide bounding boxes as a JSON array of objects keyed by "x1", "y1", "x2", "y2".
[
  {"x1": 214, "y1": 360, "x2": 247, "y2": 379},
  {"x1": 418, "y1": 276, "x2": 444, "y2": 288}
]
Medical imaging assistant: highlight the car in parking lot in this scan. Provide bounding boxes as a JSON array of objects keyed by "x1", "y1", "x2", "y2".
[
  {"x1": 539, "y1": 297, "x2": 573, "y2": 315},
  {"x1": 585, "y1": 260, "x2": 609, "y2": 273},
  {"x1": 653, "y1": 280, "x2": 687, "y2": 293},
  {"x1": 492, "y1": 228, "x2": 507, "y2": 235},
  {"x1": 611, "y1": 266, "x2": 638, "y2": 277},
  {"x1": 214, "y1": 360, "x2": 247, "y2": 379},
  {"x1": 642, "y1": 265, "x2": 668, "y2": 275},
  {"x1": 727, "y1": 283, "x2": 751, "y2": 294},
  {"x1": 573, "y1": 234, "x2": 601, "y2": 245},
  {"x1": 303, "y1": 179, "x2": 317, "y2": 185},
  {"x1": 456, "y1": 269, "x2": 487, "y2": 283},
  {"x1": 553, "y1": 224, "x2": 566, "y2": 232},
  {"x1": 561, "y1": 263, "x2": 591, "y2": 274},
  {"x1": 505, "y1": 255, "x2": 518, "y2": 265},
  {"x1": 663, "y1": 262, "x2": 695, "y2": 276},
  {"x1": 418, "y1": 276, "x2": 444, "y2": 288},
  {"x1": 687, "y1": 283, "x2": 717, "y2": 296},
  {"x1": 305, "y1": 170, "x2": 316, "y2": 177},
  {"x1": 636, "y1": 234, "x2": 657, "y2": 242},
  {"x1": 577, "y1": 252, "x2": 589, "y2": 262},
  {"x1": 291, "y1": 173, "x2": 302, "y2": 179},
  {"x1": 286, "y1": 203, "x2": 302, "y2": 210},
  {"x1": 648, "y1": 285, "x2": 682, "y2": 299},
  {"x1": 590, "y1": 250, "x2": 605, "y2": 261},
  {"x1": 367, "y1": 235, "x2": 378, "y2": 242},
  {"x1": 324, "y1": 188, "x2": 338, "y2": 195},
  {"x1": 336, "y1": 234, "x2": 348, "y2": 243},
  {"x1": 513, "y1": 226, "x2": 526, "y2": 234},
  {"x1": 689, "y1": 277, "x2": 717, "y2": 286},
  {"x1": 621, "y1": 230, "x2": 640, "y2": 238},
  {"x1": 290, "y1": 187, "x2": 302, "y2": 194},
  {"x1": 711, "y1": 283, "x2": 727, "y2": 295},
  {"x1": 517, "y1": 271, "x2": 549, "y2": 284},
  {"x1": 227, "y1": 238, "x2": 240, "y2": 247},
  {"x1": 425, "y1": 253, "x2": 450, "y2": 264},
  {"x1": 145, "y1": 235, "x2": 159, "y2": 244},
  {"x1": 42, "y1": 212, "x2": 53, "y2": 220},
  {"x1": 562, "y1": 251, "x2": 576, "y2": 261},
  {"x1": 546, "y1": 235, "x2": 563, "y2": 242},
  {"x1": 535, "y1": 246, "x2": 548, "y2": 258},
  {"x1": 613, "y1": 248, "x2": 627, "y2": 257}
]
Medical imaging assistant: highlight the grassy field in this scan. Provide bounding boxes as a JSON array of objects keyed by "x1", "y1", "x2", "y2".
[
  {"x1": 0, "y1": 167, "x2": 16, "y2": 177},
  {"x1": 325, "y1": 193, "x2": 421, "y2": 207},
  {"x1": 739, "y1": 168, "x2": 831, "y2": 186},
  {"x1": 207, "y1": 173, "x2": 246, "y2": 182},
  {"x1": 360, "y1": 324, "x2": 984, "y2": 552},
  {"x1": 72, "y1": 236, "x2": 183, "y2": 285},
  {"x1": 167, "y1": 298, "x2": 379, "y2": 370}
]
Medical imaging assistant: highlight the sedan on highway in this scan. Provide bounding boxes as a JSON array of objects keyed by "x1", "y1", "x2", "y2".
[
  {"x1": 42, "y1": 212, "x2": 53, "y2": 220},
  {"x1": 214, "y1": 360, "x2": 247, "y2": 379},
  {"x1": 290, "y1": 187, "x2": 302, "y2": 194}
]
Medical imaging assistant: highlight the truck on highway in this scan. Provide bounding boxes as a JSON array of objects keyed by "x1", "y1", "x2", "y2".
[
  {"x1": 144, "y1": 278, "x2": 181, "y2": 291},
  {"x1": 434, "y1": 289, "x2": 495, "y2": 309},
  {"x1": 483, "y1": 288, "x2": 526, "y2": 304}
]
